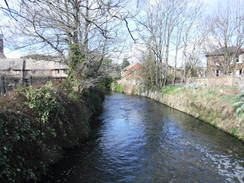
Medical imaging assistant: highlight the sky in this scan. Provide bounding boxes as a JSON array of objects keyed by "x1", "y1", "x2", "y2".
[{"x1": 0, "y1": 0, "x2": 227, "y2": 61}]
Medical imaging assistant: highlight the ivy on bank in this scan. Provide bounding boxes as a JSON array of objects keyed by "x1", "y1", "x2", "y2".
[
  {"x1": 0, "y1": 82, "x2": 103, "y2": 183},
  {"x1": 19, "y1": 82, "x2": 65, "y2": 123}
]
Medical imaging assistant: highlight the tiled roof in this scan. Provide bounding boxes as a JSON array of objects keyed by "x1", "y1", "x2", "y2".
[
  {"x1": 0, "y1": 58, "x2": 68, "y2": 70},
  {"x1": 206, "y1": 46, "x2": 244, "y2": 57},
  {"x1": 123, "y1": 63, "x2": 142, "y2": 71}
]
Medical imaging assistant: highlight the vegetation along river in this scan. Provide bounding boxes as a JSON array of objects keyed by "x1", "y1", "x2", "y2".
[{"x1": 42, "y1": 93, "x2": 244, "y2": 183}]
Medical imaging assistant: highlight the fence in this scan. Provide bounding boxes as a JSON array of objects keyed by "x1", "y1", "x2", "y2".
[{"x1": 0, "y1": 75, "x2": 66, "y2": 96}]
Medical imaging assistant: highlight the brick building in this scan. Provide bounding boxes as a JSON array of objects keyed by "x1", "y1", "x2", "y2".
[{"x1": 206, "y1": 47, "x2": 244, "y2": 77}]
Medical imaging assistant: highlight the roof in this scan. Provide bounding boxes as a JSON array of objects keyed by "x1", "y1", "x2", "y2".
[
  {"x1": 206, "y1": 46, "x2": 244, "y2": 57},
  {"x1": 123, "y1": 63, "x2": 142, "y2": 71},
  {"x1": 0, "y1": 58, "x2": 68, "y2": 70},
  {"x1": 21, "y1": 54, "x2": 60, "y2": 61},
  {"x1": 0, "y1": 52, "x2": 6, "y2": 59}
]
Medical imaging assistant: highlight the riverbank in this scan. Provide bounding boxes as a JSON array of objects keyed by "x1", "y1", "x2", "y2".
[
  {"x1": 111, "y1": 81, "x2": 244, "y2": 141},
  {"x1": 0, "y1": 82, "x2": 104, "y2": 183}
]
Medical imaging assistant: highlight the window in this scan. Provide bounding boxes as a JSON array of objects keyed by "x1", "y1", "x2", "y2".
[
  {"x1": 215, "y1": 70, "x2": 220, "y2": 76},
  {"x1": 16, "y1": 70, "x2": 21, "y2": 76},
  {"x1": 238, "y1": 54, "x2": 243, "y2": 63},
  {"x1": 236, "y1": 69, "x2": 243, "y2": 76}
]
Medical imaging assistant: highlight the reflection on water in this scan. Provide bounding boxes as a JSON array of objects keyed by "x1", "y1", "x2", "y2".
[{"x1": 42, "y1": 93, "x2": 244, "y2": 183}]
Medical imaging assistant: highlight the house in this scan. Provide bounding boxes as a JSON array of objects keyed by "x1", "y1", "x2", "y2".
[
  {"x1": 0, "y1": 58, "x2": 68, "y2": 79},
  {"x1": 121, "y1": 63, "x2": 142, "y2": 78},
  {"x1": 0, "y1": 34, "x2": 68, "y2": 81},
  {"x1": 206, "y1": 47, "x2": 244, "y2": 77}
]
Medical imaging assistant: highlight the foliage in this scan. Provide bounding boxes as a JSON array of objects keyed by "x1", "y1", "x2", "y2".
[
  {"x1": 99, "y1": 77, "x2": 114, "y2": 91},
  {"x1": 0, "y1": 105, "x2": 61, "y2": 183},
  {"x1": 69, "y1": 44, "x2": 85, "y2": 69},
  {"x1": 121, "y1": 58, "x2": 130, "y2": 69},
  {"x1": 161, "y1": 85, "x2": 181, "y2": 94},
  {"x1": 113, "y1": 83, "x2": 124, "y2": 93},
  {"x1": 233, "y1": 93, "x2": 244, "y2": 119},
  {"x1": 19, "y1": 82, "x2": 64, "y2": 123},
  {"x1": 0, "y1": 82, "x2": 104, "y2": 183}
]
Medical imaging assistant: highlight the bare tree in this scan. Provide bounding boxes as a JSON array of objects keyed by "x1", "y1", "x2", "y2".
[
  {"x1": 2, "y1": 0, "x2": 136, "y2": 91},
  {"x1": 204, "y1": 0, "x2": 244, "y2": 75},
  {"x1": 136, "y1": 0, "x2": 203, "y2": 87}
]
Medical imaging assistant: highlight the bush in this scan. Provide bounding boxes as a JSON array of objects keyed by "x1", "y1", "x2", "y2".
[
  {"x1": 19, "y1": 82, "x2": 64, "y2": 123},
  {"x1": 233, "y1": 93, "x2": 244, "y2": 119},
  {"x1": 99, "y1": 77, "x2": 114, "y2": 91},
  {"x1": 0, "y1": 82, "x2": 103, "y2": 183},
  {"x1": 114, "y1": 83, "x2": 124, "y2": 93}
]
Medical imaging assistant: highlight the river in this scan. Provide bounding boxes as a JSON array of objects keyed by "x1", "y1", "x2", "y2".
[{"x1": 42, "y1": 93, "x2": 244, "y2": 183}]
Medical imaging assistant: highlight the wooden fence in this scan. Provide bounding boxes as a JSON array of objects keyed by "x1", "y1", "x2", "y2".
[{"x1": 0, "y1": 75, "x2": 65, "y2": 96}]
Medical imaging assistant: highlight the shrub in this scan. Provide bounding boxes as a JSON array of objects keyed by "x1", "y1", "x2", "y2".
[
  {"x1": 113, "y1": 83, "x2": 124, "y2": 93},
  {"x1": 99, "y1": 77, "x2": 114, "y2": 91},
  {"x1": 233, "y1": 93, "x2": 244, "y2": 119},
  {"x1": 19, "y1": 82, "x2": 64, "y2": 123},
  {"x1": 0, "y1": 82, "x2": 103, "y2": 183}
]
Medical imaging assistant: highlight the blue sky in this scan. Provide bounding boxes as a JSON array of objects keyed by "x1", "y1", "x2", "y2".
[{"x1": 0, "y1": 0, "x2": 229, "y2": 60}]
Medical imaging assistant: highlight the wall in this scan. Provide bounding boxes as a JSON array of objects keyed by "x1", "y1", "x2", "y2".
[{"x1": 187, "y1": 76, "x2": 244, "y2": 90}]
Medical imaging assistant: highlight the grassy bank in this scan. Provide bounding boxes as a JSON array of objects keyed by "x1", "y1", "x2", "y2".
[
  {"x1": 111, "y1": 81, "x2": 244, "y2": 141},
  {"x1": 0, "y1": 82, "x2": 104, "y2": 183}
]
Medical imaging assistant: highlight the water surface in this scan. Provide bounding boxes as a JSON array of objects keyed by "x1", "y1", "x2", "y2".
[{"x1": 42, "y1": 93, "x2": 244, "y2": 183}]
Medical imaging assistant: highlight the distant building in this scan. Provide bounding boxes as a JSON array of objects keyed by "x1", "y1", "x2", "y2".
[
  {"x1": 206, "y1": 47, "x2": 244, "y2": 77},
  {"x1": 0, "y1": 35, "x2": 68, "y2": 80},
  {"x1": 0, "y1": 58, "x2": 68, "y2": 79},
  {"x1": 121, "y1": 63, "x2": 142, "y2": 79}
]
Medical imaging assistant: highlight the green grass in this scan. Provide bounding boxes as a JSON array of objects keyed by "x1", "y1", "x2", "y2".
[
  {"x1": 114, "y1": 84, "x2": 124, "y2": 93},
  {"x1": 161, "y1": 85, "x2": 181, "y2": 94}
]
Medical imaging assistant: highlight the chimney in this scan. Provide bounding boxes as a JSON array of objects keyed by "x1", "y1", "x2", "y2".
[{"x1": 0, "y1": 34, "x2": 3, "y2": 53}]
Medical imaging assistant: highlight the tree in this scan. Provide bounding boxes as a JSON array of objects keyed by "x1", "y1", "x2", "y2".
[
  {"x1": 136, "y1": 0, "x2": 203, "y2": 87},
  {"x1": 204, "y1": 0, "x2": 244, "y2": 75},
  {"x1": 121, "y1": 58, "x2": 130, "y2": 69},
  {"x1": 2, "y1": 0, "x2": 136, "y2": 92}
]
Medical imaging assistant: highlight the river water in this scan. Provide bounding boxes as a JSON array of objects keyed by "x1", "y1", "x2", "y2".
[{"x1": 42, "y1": 93, "x2": 244, "y2": 183}]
